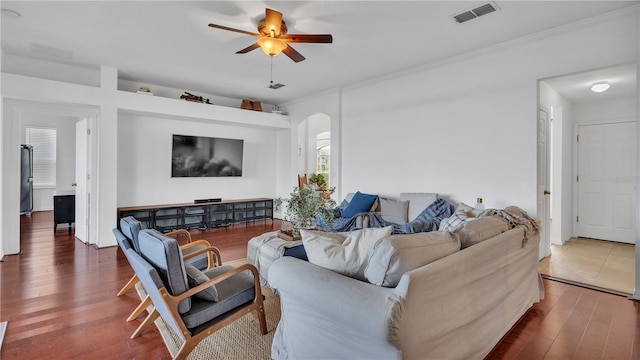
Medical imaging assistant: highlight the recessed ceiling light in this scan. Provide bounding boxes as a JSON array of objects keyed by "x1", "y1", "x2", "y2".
[
  {"x1": 591, "y1": 81, "x2": 610, "y2": 93},
  {"x1": 1, "y1": 8, "x2": 22, "y2": 19}
]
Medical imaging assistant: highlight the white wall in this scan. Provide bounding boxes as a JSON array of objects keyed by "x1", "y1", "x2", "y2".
[
  {"x1": 117, "y1": 113, "x2": 278, "y2": 206},
  {"x1": 282, "y1": 89, "x2": 342, "y2": 199},
  {"x1": 286, "y1": 9, "x2": 639, "y2": 216},
  {"x1": 21, "y1": 113, "x2": 77, "y2": 211},
  {"x1": 3, "y1": 53, "x2": 100, "y2": 87},
  {"x1": 573, "y1": 96, "x2": 637, "y2": 123}
]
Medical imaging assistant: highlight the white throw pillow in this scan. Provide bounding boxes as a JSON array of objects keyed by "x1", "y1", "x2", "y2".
[
  {"x1": 301, "y1": 227, "x2": 393, "y2": 281},
  {"x1": 380, "y1": 198, "x2": 409, "y2": 224},
  {"x1": 399, "y1": 193, "x2": 438, "y2": 222}
]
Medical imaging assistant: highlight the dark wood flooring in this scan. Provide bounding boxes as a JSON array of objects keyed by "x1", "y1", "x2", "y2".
[{"x1": 1, "y1": 211, "x2": 639, "y2": 359}]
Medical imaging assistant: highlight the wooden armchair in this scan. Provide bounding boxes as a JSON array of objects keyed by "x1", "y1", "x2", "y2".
[
  {"x1": 116, "y1": 216, "x2": 220, "y2": 323},
  {"x1": 298, "y1": 173, "x2": 308, "y2": 189},
  {"x1": 127, "y1": 229, "x2": 267, "y2": 359}
]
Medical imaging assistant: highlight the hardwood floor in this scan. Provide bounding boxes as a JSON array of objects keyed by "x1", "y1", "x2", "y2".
[{"x1": 2, "y1": 211, "x2": 639, "y2": 359}]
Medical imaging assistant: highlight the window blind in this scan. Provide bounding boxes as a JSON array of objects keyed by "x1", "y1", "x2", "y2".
[{"x1": 25, "y1": 127, "x2": 57, "y2": 187}]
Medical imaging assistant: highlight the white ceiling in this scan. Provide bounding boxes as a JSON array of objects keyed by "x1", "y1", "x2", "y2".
[
  {"x1": 1, "y1": 1, "x2": 638, "y2": 105},
  {"x1": 543, "y1": 63, "x2": 637, "y2": 104}
]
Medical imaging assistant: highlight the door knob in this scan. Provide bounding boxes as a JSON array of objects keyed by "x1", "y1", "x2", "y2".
[{"x1": 544, "y1": 190, "x2": 551, "y2": 195}]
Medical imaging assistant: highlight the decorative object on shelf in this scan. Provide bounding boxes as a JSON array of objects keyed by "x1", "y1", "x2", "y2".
[
  {"x1": 180, "y1": 91, "x2": 212, "y2": 104},
  {"x1": 240, "y1": 99, "x2": 263, "y2": 111},
  {"x1": 275, "y1": 186, "x2": 336, "y2": 237},
  {"x1": 136, "y1": 86, "x2": 153, "y2": 95},
  {"x1": 241, "y1": 99, "x2": 252, "y2": 110},
  {"x1": 271, "y1": 105, "x2": 283, "y2": 114}
]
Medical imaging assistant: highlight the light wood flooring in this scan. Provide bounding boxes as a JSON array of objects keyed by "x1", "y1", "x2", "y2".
[
  {"x1": 2, "y1": 212, "x2": 640, "y2": 359},
  {"x1": 539, "y1": 238, "x2": 635, "y2": 295}
]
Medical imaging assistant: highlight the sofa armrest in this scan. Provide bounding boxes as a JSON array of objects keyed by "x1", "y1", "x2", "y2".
[{"x1": 269, "y1": 257, "x2": 402, "y2": 359}]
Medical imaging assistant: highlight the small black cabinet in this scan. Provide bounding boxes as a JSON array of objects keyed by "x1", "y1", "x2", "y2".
[{"x1": 54, "y1": 194, "x2": 75, "y2": 232}]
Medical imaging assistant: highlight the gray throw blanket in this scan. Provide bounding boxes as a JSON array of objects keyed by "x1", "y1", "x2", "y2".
[
  {"x1": 481, "y1": 206, "x2": 540, "y2": 246},
  {"x1": 317, "y1": 198, "x2": 454, "y2": 234}
]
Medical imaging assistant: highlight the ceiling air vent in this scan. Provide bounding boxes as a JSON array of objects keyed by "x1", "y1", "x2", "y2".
[{"x1": 453, "y1": 2, "x2": 498, "y2": 24}]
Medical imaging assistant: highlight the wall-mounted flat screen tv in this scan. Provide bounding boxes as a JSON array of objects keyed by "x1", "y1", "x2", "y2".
[{"x1": 171, "y1": 134, "x2": 243, "y2": 177}]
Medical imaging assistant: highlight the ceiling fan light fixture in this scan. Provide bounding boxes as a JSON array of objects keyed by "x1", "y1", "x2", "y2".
[
  {"x1": 257, "y1": 37, "x2": 287, "y2": 57},
  {"x1": 591, "y1": 81, "x2": 610, "y2": 93}
]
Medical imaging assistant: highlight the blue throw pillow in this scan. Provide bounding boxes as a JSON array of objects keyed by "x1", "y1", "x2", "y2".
[{"x1": 341, "y1": 191, "x2": 377, "y2": 218}]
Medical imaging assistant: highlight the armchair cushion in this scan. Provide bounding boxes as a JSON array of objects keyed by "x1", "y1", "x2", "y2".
[
  {"x1": 184, "y1": 264, "x2": 219, "y2": 302},
  {"x1": 120, "y1": 216, "x2": 144, "y2": 253},
  {"x1": 341, "y1": 191, "x2": 378, "y2": 218},
  {"x1": 183, "y1": 266, "x2": 256, "y2": 330},
  {"x1": 301, "y1": 226, "x2": 393, "y2": 281},
  {"x1": 182, "y1": 245, "x2": 210, "y2": 271},
  {"x1": 138, "y1": 229, "x2": 191, "y2": 314}
]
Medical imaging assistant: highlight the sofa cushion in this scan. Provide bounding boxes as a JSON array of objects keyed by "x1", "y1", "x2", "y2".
[
  {"x1": 365, "y1": 231, "x2": 461, "y2": 287},
  {"x1": 399, "y1": 193, "x2": 438, "y2": 222},
  {"x1": 301, "y1": 227, "x2": 393, "y2": 281},
  {"x1": 458, "y1": 216, "x2": 510, "y2": 248},
  {"x1": 184, "y1": 263, "x2": 219, "y2": 302},
  {"x1": 341, "y1": 191, "x2": 378, "y2": 218},
  {"x1": 380, "y1": 198, "x2": 409, "y2": 224}
]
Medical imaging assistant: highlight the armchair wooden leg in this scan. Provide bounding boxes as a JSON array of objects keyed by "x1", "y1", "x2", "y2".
[
  {"x1": 256, "y1": 305, "x2": 267, "y2": 335},
  {"x1": 131, "y1": 309, "x2": 159, "y2": 339},
  {"x1": 175, "y1": 340, "x2": 197, "y2": 360},
  {"x1": 117, "y1": 274, "x2": 138, "y2": 296},
  {"x1": 127, "y1": 295, "x2": 152, "y2": 322}
]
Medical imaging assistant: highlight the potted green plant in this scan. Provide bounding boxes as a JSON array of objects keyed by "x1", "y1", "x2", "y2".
[
  {"x1": 308, "y1": 173, "x2": 329, "y2": 191},
  {"x1": 275, "y1": 186, "x2": 336, "y2": 238}
]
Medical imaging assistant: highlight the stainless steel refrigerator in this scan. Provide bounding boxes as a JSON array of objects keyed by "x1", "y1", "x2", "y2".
[{"x1": 20, "y1": 144, "x2": 33, "y2": 215}]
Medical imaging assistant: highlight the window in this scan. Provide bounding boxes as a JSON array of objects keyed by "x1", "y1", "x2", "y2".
[
  {"x1": 316, "y1": 132, "x2": 330, "y2": 179},
  {"x1": 25, "y1": 127, "x2": 56, "y2": 188},
  {"x1": 317, "y1": 144, "x2": 330, "y2": 174}
]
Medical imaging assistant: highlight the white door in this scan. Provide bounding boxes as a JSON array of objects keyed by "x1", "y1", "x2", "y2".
[
  {"x1": 577, "y1": 122, "x2": 636, "y2": 243},
  {"x1": 537, "y1": 109, "x2": 551, "y2": 259},
  {"x1": 75, "y1": 119, "x2": 89, "y2": 243}
]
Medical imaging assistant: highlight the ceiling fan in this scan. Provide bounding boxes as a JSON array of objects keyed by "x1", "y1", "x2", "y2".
[{"x1": 208, "y1": 8, "x2": 333, "y2": 62}]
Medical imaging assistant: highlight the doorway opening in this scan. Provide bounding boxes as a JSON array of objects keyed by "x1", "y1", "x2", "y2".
[
  {"x1": 537, "y1": 63, "x2": 637, "y2": 295},
  {"x1": 3, "y1": 100, "x2": 97, "y2": 256}
]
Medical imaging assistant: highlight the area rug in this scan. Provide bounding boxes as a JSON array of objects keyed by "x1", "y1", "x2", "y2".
[{"x1": 135, "y1": 278, "x2": 280, "y2": 360}]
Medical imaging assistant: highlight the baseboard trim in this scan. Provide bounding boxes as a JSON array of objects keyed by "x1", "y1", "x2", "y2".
[
  {"x1": 541, "y1": 274, "x2": 632, "y2": 298},
  {"x1": 0, "y1": 321, "x2": 7, "y2": 351}
]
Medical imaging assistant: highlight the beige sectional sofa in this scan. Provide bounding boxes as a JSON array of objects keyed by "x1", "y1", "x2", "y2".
[{"x1": 269, "y1": 217, "x2": 542, "y2": 359}]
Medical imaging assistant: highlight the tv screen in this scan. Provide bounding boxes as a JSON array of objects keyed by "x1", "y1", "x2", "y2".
[{"x1": 171, "y1": 134, "x2": 243, "y2": 177}]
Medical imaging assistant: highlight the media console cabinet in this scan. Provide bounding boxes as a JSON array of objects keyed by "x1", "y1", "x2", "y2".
[{"x1": 117, "y1": 198, "x2": 273, "y2": 232}]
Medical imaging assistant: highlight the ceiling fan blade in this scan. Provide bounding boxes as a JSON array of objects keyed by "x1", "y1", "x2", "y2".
[
  {"x1": 208, "y1": 23, "x2": 259, "y2": 37},
  {"x1": 280, "y1": 34, "x2": 333, "y2": 43},
  {"x1": 236, "y1": 43, "x2": 260, "y2": 54},
  {"x1": 265, "y1": 8, "x2": 283, "y2": 36},
  {"x1": 282, "y1": 45, "x2": 306, "y2": 63}
]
